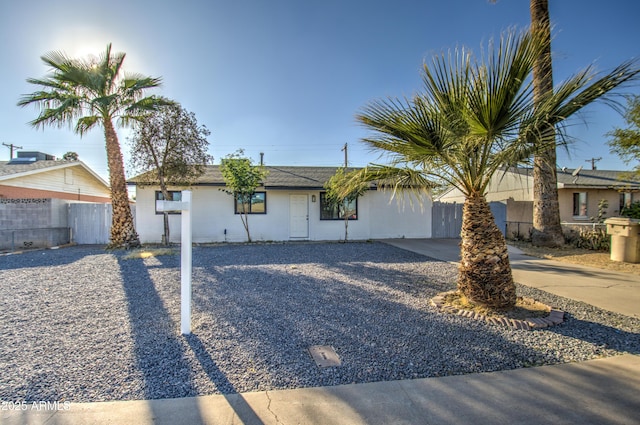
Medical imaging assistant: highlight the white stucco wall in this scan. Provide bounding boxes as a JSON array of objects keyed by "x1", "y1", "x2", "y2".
[{"x1": 134, "y1": 186, "x2": 432, "y2": 243}]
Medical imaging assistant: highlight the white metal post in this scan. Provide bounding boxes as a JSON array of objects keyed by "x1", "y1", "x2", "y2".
[{"x1": 180, "y1": 190, "x2": 192, "y2": 335}]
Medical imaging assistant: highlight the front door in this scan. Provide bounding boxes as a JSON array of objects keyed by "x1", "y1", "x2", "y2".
[{"x1": 289, "y1": 195, "x2": 309, "y2": 238}]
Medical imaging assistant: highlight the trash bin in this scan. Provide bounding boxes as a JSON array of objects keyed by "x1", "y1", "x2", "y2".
[{"x1": 605, "y1": 217, "x2": 640, "y2": 263}]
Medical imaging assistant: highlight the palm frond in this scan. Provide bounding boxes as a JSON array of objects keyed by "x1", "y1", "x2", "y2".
[
  {"x1": 551, "y1": 59, "x2": 640, "y2": 125},
  {"x1": 75, "y1": 115, "x2": 101, "y2": 136},
  {"x1": 345, "y1": 165, "x2": 438, "y2": 210}
]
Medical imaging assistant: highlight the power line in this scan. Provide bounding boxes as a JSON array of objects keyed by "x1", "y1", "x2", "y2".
[
  {"x1": 2, "y1": 143, "x2": 23, "y2": 159},
  {"x1": 341, "y1": 142, "x2": 348, "y2": 168},
  {"x1": 585, "y1": 157, "x2": 602, "y2": 170}
]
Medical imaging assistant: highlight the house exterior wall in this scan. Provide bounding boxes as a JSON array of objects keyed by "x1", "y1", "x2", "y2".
[
  {"x1": 558, "y1": 188, "x2": 626, "y2": 223},
  {"x1": 134, "y1": 186, "x2": 431, "y2": 243},
  {"x1": 440, "y1": 171, "x2": 628, "y2": 225},
  {"x1": 438, "y1": 172, "x2": 534, "y2": 204},
  {"x1": 0, "y1": 166, "x2": 111, "y2": 202}
]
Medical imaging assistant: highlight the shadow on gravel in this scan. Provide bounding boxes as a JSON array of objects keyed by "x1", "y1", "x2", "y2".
[
  {"x1": 118, "y1": 253, "x2": 264, "y2": 424},
  {"x1": 186, "y1": 334, "x2": 265, "y2": 424},
  {"x1": 548, "y1": 318, "x2": 640, "y2": 355},
  {"x1": 187, "y1": 243, "x2": 561, "y2": 391},
  {"x1": 116, "y1": 255, "x2": 205, "y2": 423},
  {"x1": 0, "y1": 245, "x2": 106, "y2": 270}
]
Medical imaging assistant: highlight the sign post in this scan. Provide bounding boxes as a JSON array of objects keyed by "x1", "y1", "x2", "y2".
[{"x1": 156, "y1": 190, "x2": 193, "y2": 335}]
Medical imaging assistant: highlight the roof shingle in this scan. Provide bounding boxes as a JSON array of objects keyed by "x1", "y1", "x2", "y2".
[{"x1": 128, "y1": 165, "x2": 358, "y2": 189}]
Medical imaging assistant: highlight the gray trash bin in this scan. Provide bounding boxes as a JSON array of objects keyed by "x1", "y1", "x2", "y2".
[{"x1": 605, "y1": 217, "x2": 640, "y2": 263}]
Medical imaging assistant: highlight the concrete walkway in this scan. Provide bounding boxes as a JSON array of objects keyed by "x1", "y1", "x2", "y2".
[
  {"x1": 384, "y1": 238, "x2": 640, "y2": 318},
  {"x1": 3, "y1": 239, "x2": 639, "y2": 425},
  {"x1": 5, "y1": 354, "x2": 639, "y2": 425}
]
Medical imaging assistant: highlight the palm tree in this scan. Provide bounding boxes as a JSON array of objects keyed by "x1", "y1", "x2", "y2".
[
  {"x1": 530, "y1": 0, "x2": 564, "y2": 247},
  {"x1": 344, "y1": 28, "x2": 638, "y2": 309},
  {"x1": 18, "y1": 43, "x2": 170, "y2": 248}
]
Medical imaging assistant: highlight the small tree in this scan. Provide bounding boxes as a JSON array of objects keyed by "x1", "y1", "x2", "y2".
[
  {"x1": 129, "y1": 104, "x2": 212, "y2": 245},
  {"x1": 607, "y1": 95, "x2": 640, "y2": 179},
  {"x1": 219, "y1": 150, "x2": 268, "y2": 242},
  {"x1": 62, "y1": 151, "x2": 78, "y2": 161},
  {"x1": 324, "y1": 167, "x2": 368, "y2": 242}
]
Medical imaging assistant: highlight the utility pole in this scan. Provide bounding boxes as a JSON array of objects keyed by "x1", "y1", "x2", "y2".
[
  {"x1": 2, "y1": 143, "x2": 23, "y2": 159},
  {"x1": 341, "y1": 143, "x2": 348, "y2": 168},
  {"x1": 585, "y1": 157, "x2": 602, "y2": 170}
]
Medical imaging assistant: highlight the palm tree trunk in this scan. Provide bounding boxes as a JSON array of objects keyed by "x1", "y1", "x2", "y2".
[
  {"x1": 458, "y1": 194, "x2": 516, "y2": 309},
  {"x1": 104, "y1": 117, "x2": 140, "y2": 248},
  {"x1": 530, "y1": 0, "x2": 565, "y2": 248}
]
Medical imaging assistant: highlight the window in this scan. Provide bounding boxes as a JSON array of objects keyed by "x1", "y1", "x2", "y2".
[
  {"x1": 620, "y1": 192, "x2": 633, "y2": 212},
  {"x1": 572, "y1": 192, "x2": 587, "y2": 217},
  {"x1": 235, "y1": 192, "x2": 266, "y2": 214},
  {"x1": 155, "y1": 191, "x2": 182, "y2": 214},
  {"x1": 319, "y1": 192, "x2": 358, "y2": 220}
]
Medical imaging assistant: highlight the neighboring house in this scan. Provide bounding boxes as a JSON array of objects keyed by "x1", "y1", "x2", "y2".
[
  {"x1": 438, "y1": 167, "x2": 640, "y2": 233},
  {"x1": 128, "y1": 165, "x2": 432, "y2": 243},
  {"x1": 0, "y1": 151, "x2": 111, "y2": 202}
]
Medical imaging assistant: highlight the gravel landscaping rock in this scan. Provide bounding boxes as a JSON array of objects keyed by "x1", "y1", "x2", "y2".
[{"x1": 1, "y1": 242, "x2": 638, "y2": 402}]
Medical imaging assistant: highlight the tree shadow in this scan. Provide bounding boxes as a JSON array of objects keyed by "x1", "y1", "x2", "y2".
[
  {"x1": 117, "y1": 253, "x2": 264, "y2": 424},
  {"x1": 188, "y1": 243, "x2": 569, "y2": 392},
  {"x1": 512, "y1": 259, "x2": 640, "y2": 283},
  {"x1": 0, "y1": 245, "x2": 105, "y2": 270},
  {"x1": 186, "y1": 334, "x2": 265, "y2": 424}
]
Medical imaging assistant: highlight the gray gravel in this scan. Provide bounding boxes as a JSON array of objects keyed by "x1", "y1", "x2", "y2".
[{"x1": 1, "y1": 242, "x2": 638, "y2": 402}]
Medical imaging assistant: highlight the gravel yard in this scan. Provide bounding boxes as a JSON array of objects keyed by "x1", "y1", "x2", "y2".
[{"x1": 1, "y1": 242, "x2": 639, "y2": 403}]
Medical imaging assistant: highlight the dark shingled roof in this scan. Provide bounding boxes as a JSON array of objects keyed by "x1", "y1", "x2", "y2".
[
  {"x1": 512, "y1": 167, "x2": 640, "y2": 189},
  {"x1": 128, "y1": 165, "x2": 362, "y2": 189}
]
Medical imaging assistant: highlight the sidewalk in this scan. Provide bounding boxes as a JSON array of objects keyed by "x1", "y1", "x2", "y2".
[
  {"x1": 384, "y1": 238, "x2": 640, "y2": 318},
  {"x1": 2, "y1": 239, "x2": 639, "y2": 425},
  {"x1": 3, "y1": 353, "x2": 638, "y2": 425}
]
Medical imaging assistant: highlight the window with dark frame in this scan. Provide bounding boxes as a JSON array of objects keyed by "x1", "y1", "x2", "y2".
[
  {"x1": 234, "y1": 192, "x2": 266, "y2": 214},
  {"x1": 620, "y1": 192, "x2": 633, "y2": 212},
  {"x1": 319, "y1": 192, "x2": 358, "y2": 220},
  {"x1": 572, "y1": 192, "x2": 587, "y2": 217},
  {"x1": 155, "y1": 191, "x2": 182, "y2": 214}
]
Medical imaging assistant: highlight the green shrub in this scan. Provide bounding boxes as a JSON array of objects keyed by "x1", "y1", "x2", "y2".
[
  {"x1": 621, "y1": 201, "x2": 640, "y2": 219},
  {"x1": 571, "y1": 228, "x2": 610, "y2": 251}
]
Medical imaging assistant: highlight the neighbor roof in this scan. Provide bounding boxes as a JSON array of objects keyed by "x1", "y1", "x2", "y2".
[
  {"x1": 511, "y1": 167, "x2": 640, "y2": 189},
  {"x1": 128, "y1": 165, "x2": 364, "y2": 190},
  {"x1": 0, "y1": 159, "x2": 109, "y2": 187}
]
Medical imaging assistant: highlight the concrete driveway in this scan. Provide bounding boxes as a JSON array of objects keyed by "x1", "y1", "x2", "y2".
[{"x1": 383, "y1": 238, "x2": 640, "y2": 318}]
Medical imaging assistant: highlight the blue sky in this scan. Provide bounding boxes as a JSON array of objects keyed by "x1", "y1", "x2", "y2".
[{"x1": 1, "y1": 0, "x2": 639, "y2": 180}]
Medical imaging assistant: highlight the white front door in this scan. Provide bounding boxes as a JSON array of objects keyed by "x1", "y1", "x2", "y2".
[{"x1": 289, "y1": 195, "x2": 309, "y2": 238}]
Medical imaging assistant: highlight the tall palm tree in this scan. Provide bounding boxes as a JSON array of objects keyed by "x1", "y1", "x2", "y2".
[
  {"x1": 18, "y1": 43, "x2": 170, "y2": 248},
  {"x1": 530, "y1": 0, "x2": 564, "y2": 247},
  {"x1": 344, "y1": 28, "x2": 638, "y2": 309}
]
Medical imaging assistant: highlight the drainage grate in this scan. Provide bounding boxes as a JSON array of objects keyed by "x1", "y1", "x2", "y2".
[{"x1": 308, "y1": 345, "x2": 342, "y2": 368}]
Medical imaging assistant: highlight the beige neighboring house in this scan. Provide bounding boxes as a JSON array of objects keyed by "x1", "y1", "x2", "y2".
[
  {"x1": 0, "y1": 151, "x2": 111, "y2": 202},
  {"x1": 438, "y1": 167, "x2": 640, "y2": 232}
]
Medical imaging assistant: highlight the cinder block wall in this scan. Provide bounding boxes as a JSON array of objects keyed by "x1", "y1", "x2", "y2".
[{"x1": 0, "y1": 199, "x2": 70, "y2": 250}]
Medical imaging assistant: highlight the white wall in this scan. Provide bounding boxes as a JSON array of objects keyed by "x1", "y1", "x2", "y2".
[
  {"x1": 369, "y1": 192, "x2": 431, "y2": 238},
  {"x1": 134, "y1": 186, "x2": 432, "y2": 243}
]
